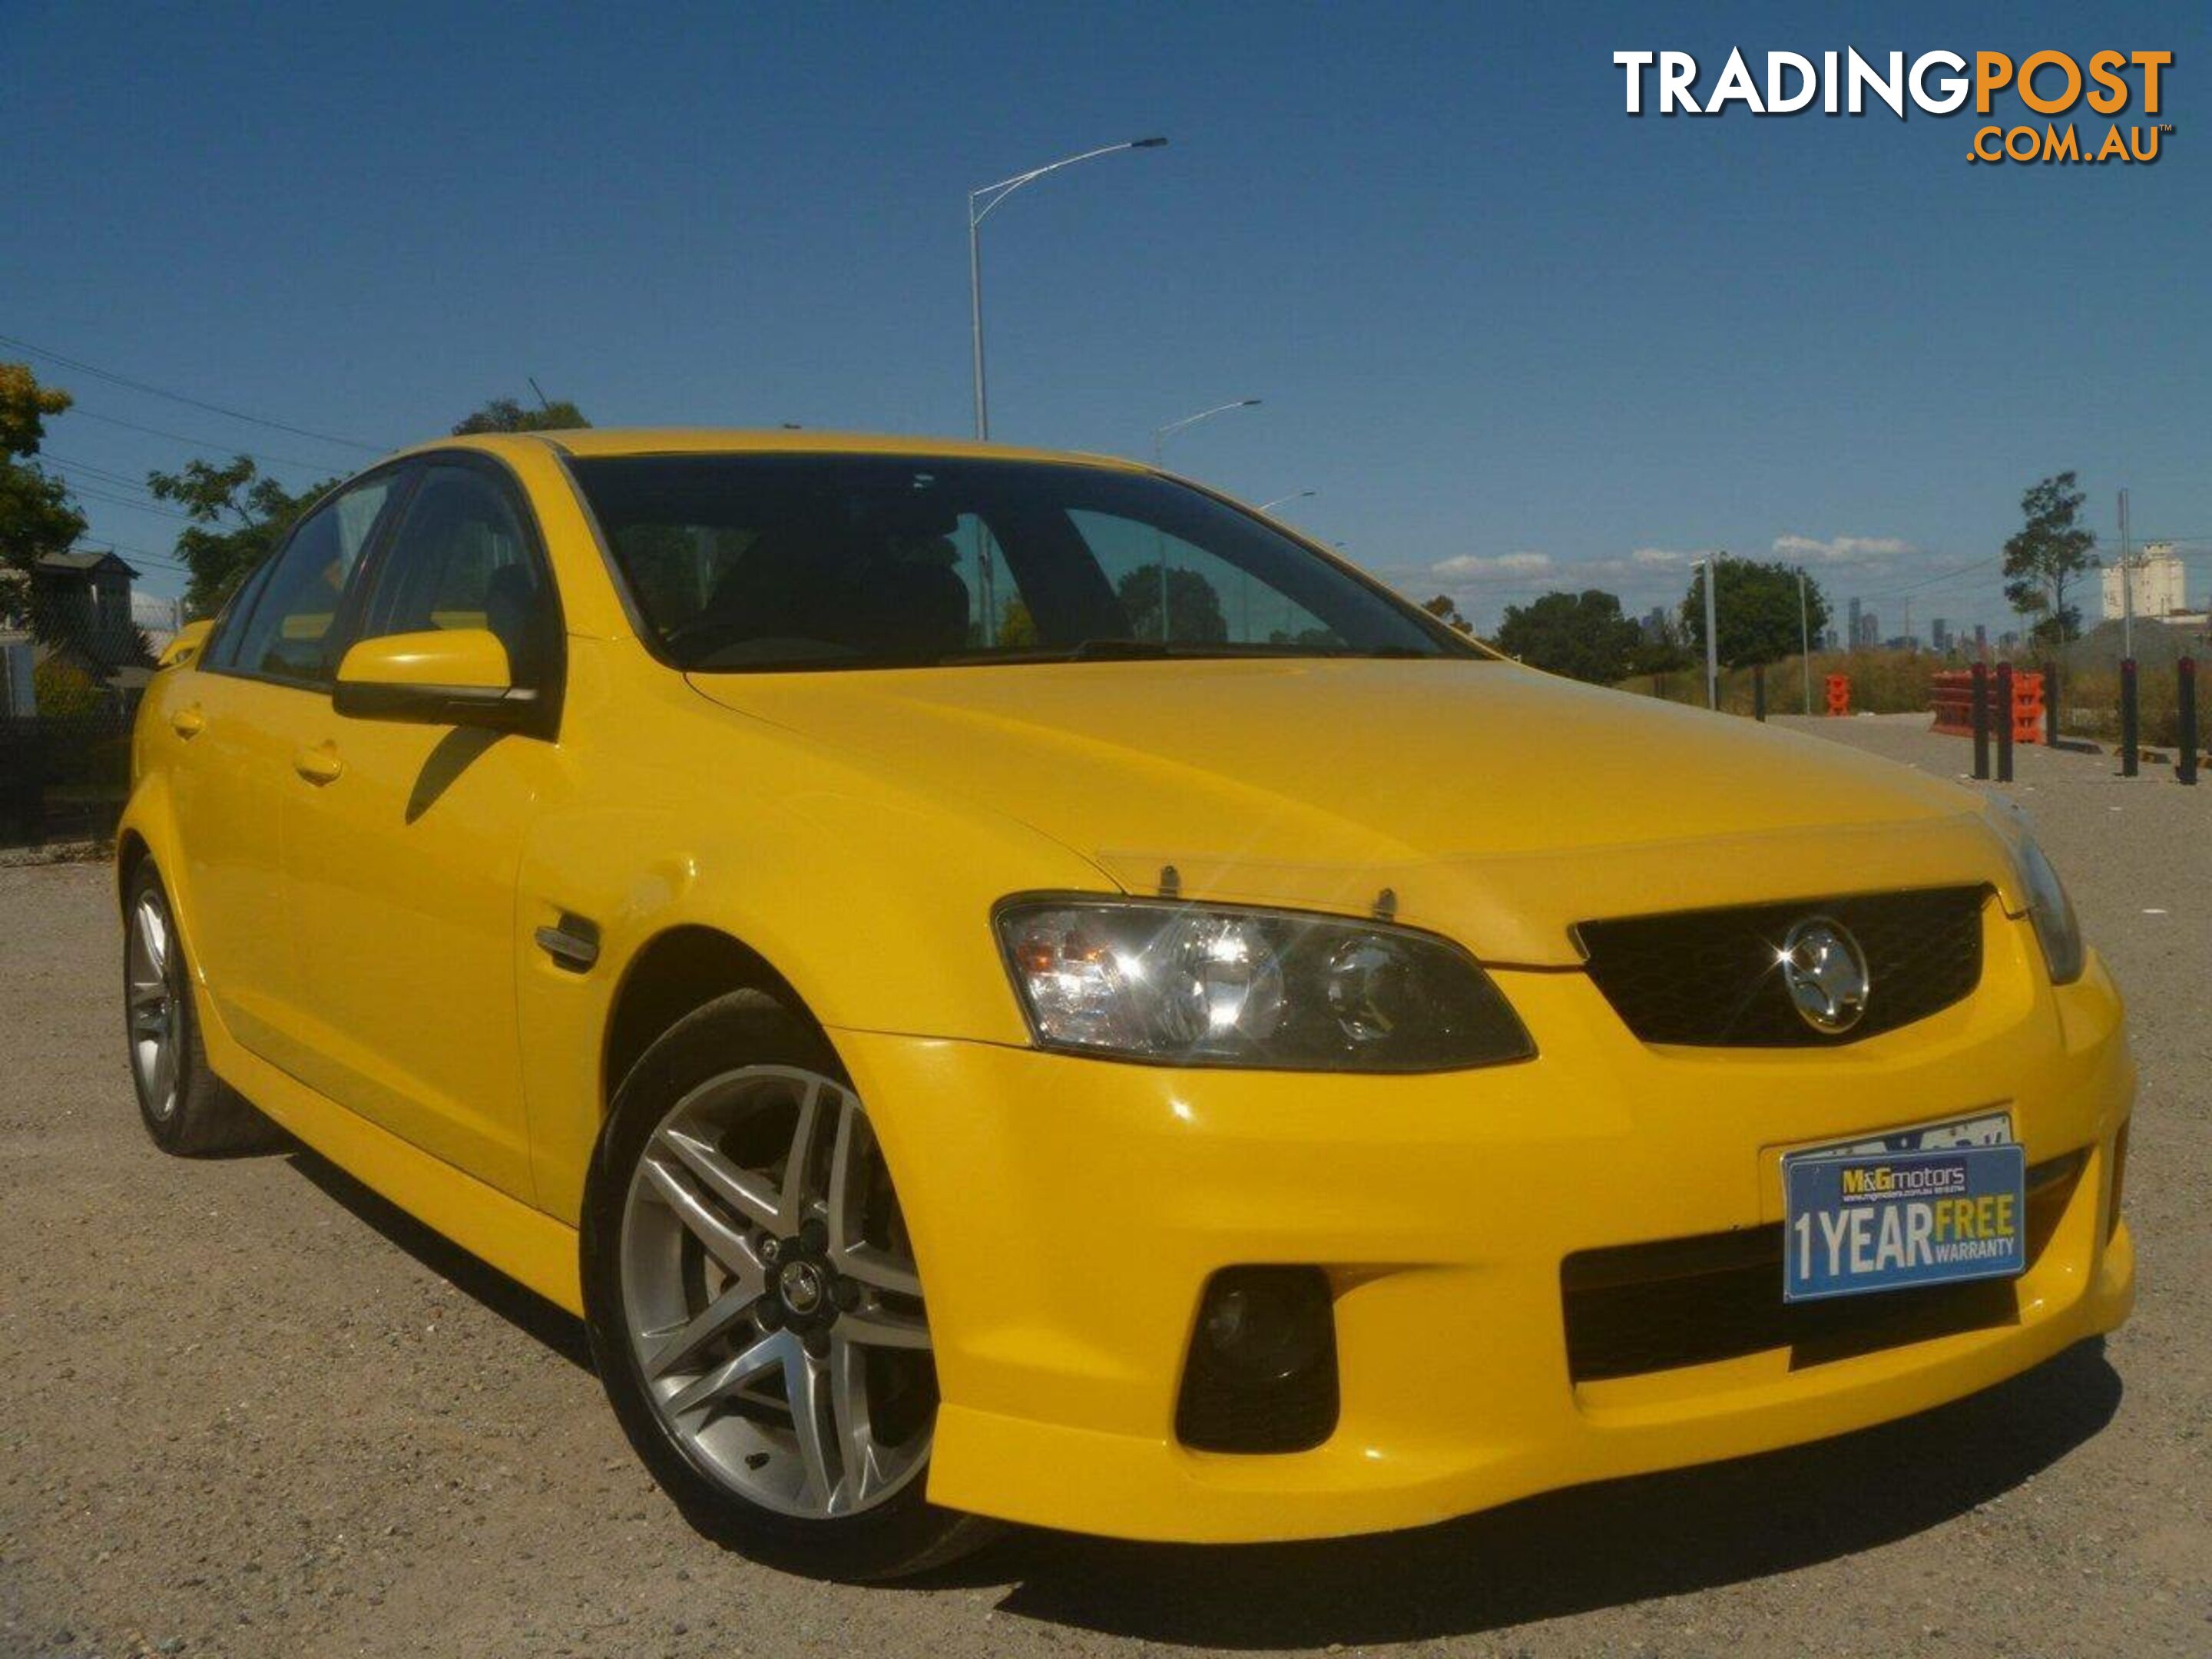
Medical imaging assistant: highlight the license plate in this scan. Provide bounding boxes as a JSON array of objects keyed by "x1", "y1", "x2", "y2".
[{"x1": 1783, "y1": 1121, "x2": 2028, "y2": 1303}]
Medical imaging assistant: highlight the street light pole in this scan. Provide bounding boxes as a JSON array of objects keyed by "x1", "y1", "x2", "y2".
[
  {"x1": 1240, "y1": 493, "x2": 1314, "y2": 637},
  {"x1": 967, "y1": 137, "x2": 1167, "y2": 442},
  {"x1": 1150, "y1": 399, "x2": 1261, "y2": 639},
  {"x1": 1797, "y1": 566, "x2": 1812, "y2": 715}
]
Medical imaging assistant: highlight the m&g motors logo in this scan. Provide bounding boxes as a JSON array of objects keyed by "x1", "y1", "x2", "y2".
[{"x1": 1613, "y1": 48, "x2": 2173, "y2": 165}]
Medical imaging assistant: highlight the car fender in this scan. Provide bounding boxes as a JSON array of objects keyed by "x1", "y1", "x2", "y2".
[{"x1": 514, "y1": 655, "x2": 1114, "y2": 1220}]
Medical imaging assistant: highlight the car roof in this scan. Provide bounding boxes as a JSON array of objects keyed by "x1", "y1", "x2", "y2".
[{"x1": 411, "y1": 427, "x2": 1149, "y2": 472}]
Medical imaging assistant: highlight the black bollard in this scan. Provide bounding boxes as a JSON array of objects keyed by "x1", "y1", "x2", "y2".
[
  {"x1": 1753, "y1": 664, "x2": 1767, "y2": 721},
  {"x1": 1971, "y1": 661, "x2": 1990, "y2": 780},
  {"x1": 1995, "y1": 662, "x2": 2014, "y2": 783},
  {"x1": 2120, "y1": 658, "x2": 2139, "y2": 777},
  {"x1": 2180, "y1": 657, "x2": 2198, "y2": 786}
]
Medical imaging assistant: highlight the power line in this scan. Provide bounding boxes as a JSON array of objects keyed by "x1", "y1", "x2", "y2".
[
  {"x1": 1855, "y1": 555, "x2": 2004, "y2": 601},
  {"x1": 42, "y1": 452, "x2": 169, "y2": 496},
  {"x1": 0, "y1": 331, "x2": 386, "y2": 454},
  {"x1": 61, "y1": 406, "x2": 335, "y2": 475},
  {"x1": 55, "y1": 480, "x2": 197, "y2": 522}
]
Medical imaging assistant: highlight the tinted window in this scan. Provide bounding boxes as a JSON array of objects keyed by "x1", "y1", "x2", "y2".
[
  {"x1": 568, "y1": 455, "x2": 1465, "y2": 671},
  {"x1": 202, "y1": 556, "x2": 277, "y2": 672},
  {"x1": 226, "y1": 475, "x2": 399, "y2": 684},
  {"x1": 358, "y1": 465, "x2": 554, "y2": 684}
]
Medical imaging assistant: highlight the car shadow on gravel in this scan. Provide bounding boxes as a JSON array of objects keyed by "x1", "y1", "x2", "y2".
[
  {"x1": 969, "y1": 1339, "x2": 2121, "y2": 1647},
  {"x1": 283, "y1": 1147, "x2": 596, "y2": 1373}
]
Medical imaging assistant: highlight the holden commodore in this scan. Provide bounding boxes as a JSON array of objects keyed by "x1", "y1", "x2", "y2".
[{"x1": 120, "y1": 429, "x2": 2134, "y2": 1578}]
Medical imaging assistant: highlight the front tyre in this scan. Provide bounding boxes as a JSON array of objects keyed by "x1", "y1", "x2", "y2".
[
  {"x1": 581, "y1": 990, "x2": 995, "y2": 1580},
  {"x1": 123, "y1": 861, "x2": 280, "y2": 1156}
]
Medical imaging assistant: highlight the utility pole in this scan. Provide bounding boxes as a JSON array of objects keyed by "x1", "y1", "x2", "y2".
[
  {"x1": 2118, "y1": 488, "x2": 2134, "y2": 660},
  {"x1": 1697, "y1": 555, "x2": 1721, "y2": 710}
]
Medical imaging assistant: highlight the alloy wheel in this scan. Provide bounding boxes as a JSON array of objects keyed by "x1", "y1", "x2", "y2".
[
  {"x1": 618, "y1": 1065, "x2": 935, "y2": 1519},
  {"x1": 126, "y1": 888, "x2": 183, "y2": 1121}
]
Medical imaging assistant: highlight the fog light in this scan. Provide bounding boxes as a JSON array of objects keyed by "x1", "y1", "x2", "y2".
[{"x1": 1176, "y1": 1267, "x2": 1338, "y2": 1453}]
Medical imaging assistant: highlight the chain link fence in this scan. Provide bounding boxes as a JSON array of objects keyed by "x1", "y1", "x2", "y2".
[{"x1": 0, "y1": 709, "x2": 134, "y2": 849}]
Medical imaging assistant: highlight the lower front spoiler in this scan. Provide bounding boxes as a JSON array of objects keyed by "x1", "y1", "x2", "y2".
[{"x1": 928, "y1": 1217, "x2": 2133, "y2": 1543}]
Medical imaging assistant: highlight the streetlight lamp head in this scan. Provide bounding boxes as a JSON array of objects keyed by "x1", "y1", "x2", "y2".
[
  {"x1": 1131, "y1": 136, "x2": 1169, "y2": 148},
  {"x1": 1239, "y1": 398, "x2": 1262, "y2": 407}
]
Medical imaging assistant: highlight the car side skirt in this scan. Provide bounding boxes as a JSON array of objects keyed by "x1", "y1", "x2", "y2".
[{"x1": 196, "y1": 984, "x2": 584, "y2": 1317}]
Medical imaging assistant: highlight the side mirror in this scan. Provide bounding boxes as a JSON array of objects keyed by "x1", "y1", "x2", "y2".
[
  {"x1": 156, "y1": 618, "x2": 215, "y2": 671},
  {"x1": 333, "y1": 628, "x2": 538, "y2": 730}
]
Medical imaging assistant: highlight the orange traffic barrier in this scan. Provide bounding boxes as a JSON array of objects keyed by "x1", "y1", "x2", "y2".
[
  {"x1": 1824, "y1": 674, "x2": 1850, "y2": 717},
  {"x1": 1930, "y1": 667, "x2": 2043, "y2": 743},
  {"x1": 2010, "y1": 669, "x2": 2045, "y2": 743},
  {"x1": 1930, "y1": 670, "x2": 1975, "y2": 737}
]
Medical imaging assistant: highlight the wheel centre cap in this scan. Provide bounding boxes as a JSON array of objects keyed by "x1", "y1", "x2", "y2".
[{"x1": 777, "y1": 1258, "x2": 827, "y2": 1315}]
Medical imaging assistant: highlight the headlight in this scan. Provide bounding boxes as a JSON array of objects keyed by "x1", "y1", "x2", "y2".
[
  {"x1": 1986, "y1": 806, "x2": 2085, "y2": 985},
  {"x1": 994, "y1": 898, "x2": 1535, "y2": 1071}
]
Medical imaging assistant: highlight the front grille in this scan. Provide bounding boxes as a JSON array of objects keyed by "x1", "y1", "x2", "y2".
[
  {"x1": 1561, "y1": 1151, "x2": 2082, "y2": 1382},
  {"x1": 1577, "y1": 886, "x2": 1988, "y2": 1047}
]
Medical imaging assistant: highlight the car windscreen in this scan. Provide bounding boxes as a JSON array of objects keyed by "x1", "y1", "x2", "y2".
[{"x1": 565, "y1": 453, "x2": 1475, "y2": 672}]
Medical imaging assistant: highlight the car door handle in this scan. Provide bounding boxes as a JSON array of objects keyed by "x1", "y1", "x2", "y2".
[
  {"x1": 292, "y1": 744, "x2": 344, "y2": 786},
  {"x1": 169, "y1": 706, "x2": 205, "y2": 740}
]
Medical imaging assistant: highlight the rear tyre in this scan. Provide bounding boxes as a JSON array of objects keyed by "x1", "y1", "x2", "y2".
[
  {"x1": 123, "y1": 862, "x2": 281, "y2": 1157},
  {"x1": 582, "y1": 989, "x2": 996, "y2": 1581}
]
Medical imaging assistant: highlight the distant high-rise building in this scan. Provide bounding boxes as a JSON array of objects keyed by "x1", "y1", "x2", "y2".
[
  {"x1": 1847, "y1": 597, "x2": 1862, "y2": 647},
  {"x1": 1973, "y1": 622, "x2": 1988, "y2": 654},
  {"x1": 1855, "y1": 609, "x2": 1881, "y2": 648},
  {"x1": 1931, "y1": 618, "x2": 1950, "y2": 653},
  {"x1": 1640, "y1": 604, "x2": 1669, "y2": 644}
]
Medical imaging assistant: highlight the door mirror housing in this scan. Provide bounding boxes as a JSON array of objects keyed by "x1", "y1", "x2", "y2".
[
  {"x1": 333, "y1": 628, "x2": 538, "y2": 730},
  {"x1": 156, "y1": 618, "x2": 215, "y2": 671}
]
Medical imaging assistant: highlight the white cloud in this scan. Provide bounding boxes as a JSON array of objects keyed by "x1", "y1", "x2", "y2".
[
  {"x1": 1430, "y1": 551, "x2": 1551, "y2": 578},
  {"x1": 1771, "y1": 534, "x2": 1912, "y2": 563}
]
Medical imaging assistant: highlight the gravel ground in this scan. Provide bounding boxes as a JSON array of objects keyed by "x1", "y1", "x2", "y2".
[{"x1": 2, "y1": 714, "x2": 2205, "y2": 1658}]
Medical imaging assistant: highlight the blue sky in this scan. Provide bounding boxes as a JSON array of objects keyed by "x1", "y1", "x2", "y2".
[{"x1": 7, "y1": 1, "x2": 2207, "y2": 637}]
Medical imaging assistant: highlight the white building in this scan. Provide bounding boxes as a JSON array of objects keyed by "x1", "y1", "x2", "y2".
[
  {"x1": 131, "y1": 589, "x2": 186, "y2": 656},
  {"x1": 2101, "y1": 543, "x2": 2190, "y2": 620}
]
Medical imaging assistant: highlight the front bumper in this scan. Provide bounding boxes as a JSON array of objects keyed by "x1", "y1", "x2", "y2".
[{"x1": 835, "y1": 926, "x2": 2134, "y2": 1545}]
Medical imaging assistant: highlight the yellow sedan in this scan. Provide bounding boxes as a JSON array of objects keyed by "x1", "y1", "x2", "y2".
[{"x1": 120, "y1": 429, "x2": 2134, "y2": 1578}]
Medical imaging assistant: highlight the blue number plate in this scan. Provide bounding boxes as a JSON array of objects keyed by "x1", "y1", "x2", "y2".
[{"x1": 1783, "y1": 1131, "x2": 2028, "y2": 1303}]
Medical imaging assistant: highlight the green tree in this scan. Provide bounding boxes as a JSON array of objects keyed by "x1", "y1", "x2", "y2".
[
  {"x1": 452, "y1": 395, "x2": 589, "y2": 435},
  {"x1": 0, "y1": 363, "x2": 89, "y2": 639},
  {"x1": 1420, "y1": 593, "x2": 1471, "y2": 632},
  {"x1": 32, "y1": 656, "x2": 108, "y2": 718},
  {"x1": 2001, "y1": 472, "x2": 2094, "y2": 647},
  {"x1": 1115, "y1": 564, "x2": 1227, "y2": 643},
  {"x1": 147, "y1": 456, "x2": 339, "y2": 618},
  {"x1": 1495, "y1": 588, "x2": 1643, "y2": 682},
  {"x1": 1680, "y1": 557, "x2": 1829, "y2": 669}
]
